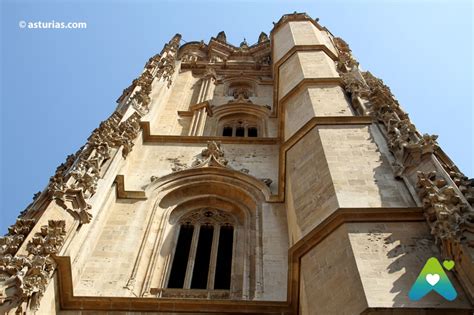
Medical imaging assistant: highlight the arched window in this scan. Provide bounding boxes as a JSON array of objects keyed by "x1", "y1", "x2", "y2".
[
  {"x1": 167, "y1": 209, "x2": 235, "y2": 291},
  {"x1": 219, "y1": 119, "x2": 260, "y2": 138}
]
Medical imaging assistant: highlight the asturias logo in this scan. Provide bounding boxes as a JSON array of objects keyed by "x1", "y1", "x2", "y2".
[{"x1": 408, "y1": 257, "x2": 457, "y2": 301}]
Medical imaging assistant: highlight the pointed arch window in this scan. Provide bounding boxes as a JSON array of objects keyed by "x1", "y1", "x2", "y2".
[{"x1": 167, "y1": 209, "x2": 235, "y2": 291}]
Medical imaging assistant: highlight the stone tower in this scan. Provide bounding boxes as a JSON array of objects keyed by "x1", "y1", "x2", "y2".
[{"x1": 1, "y1": 12, "x2": 473, "y2": 315}]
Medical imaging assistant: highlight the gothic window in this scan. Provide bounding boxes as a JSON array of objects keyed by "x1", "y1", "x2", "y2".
[
  {"x1": 219, "y1": 120, "x2": 259, "y2": 138},
  {"x1": 167, "y1": 209, "x2": 235, "y2": 291}
]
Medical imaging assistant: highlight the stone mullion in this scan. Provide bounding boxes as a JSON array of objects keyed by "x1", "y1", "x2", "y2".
[
  {"x1": 183, "y1": 224, "x2": 200, "y2": 289},
  {"x1": 207, "y1": 224, "x2": 221, "y2": 289}
]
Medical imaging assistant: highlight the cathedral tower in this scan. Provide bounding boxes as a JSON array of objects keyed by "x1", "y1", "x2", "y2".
[{"x1": 1, "y1": 12, "x2": 473, "y2": 314}]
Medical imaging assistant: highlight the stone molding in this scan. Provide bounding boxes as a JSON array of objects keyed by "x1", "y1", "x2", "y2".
[
  {"x1": 140, "y1": 121, "x2": 279, "y2": 144},
  {"x1": 52, "y1": 207, "x2": 425, "y2": 314},
  {"x1": 270, "y1": 12, "x2": 325, "y2": 35}
]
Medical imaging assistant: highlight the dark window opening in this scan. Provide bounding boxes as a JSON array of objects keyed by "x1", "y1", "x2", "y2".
[
  {"x1": 191, "y1": 225, "x2": 214, "y2": 289},
  {"x1": 168, "y1": 225, "x2": 194, "y2": 288},
  {"x1": 235, "y1": 127, "x2": 245, "y2": 137},
  {"x1": 248, "y1": 127, "x2": 258, "y2": 137},
  {"x1": 222, "y1": 126, "x2": 233, "y2": 137},
  {"x1": 214, "y1": 226, "x2": 234, "y2": 290}
]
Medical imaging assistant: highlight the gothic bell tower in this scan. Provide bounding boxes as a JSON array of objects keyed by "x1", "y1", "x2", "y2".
[{"x1": 1, "y1": 12, "x2": 473, "y2": 315}]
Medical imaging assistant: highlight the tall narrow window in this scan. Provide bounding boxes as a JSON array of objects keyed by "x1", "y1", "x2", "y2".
[
  {"x1": 214, "y1": 225, "x2": 234, "y2": 289},
  {"x1": 191, "y1": 225, "x2": 214, "y2": 289},
  {"x1": 168, "y1": 225, "x2": 194, "y2": 288},
  {"x1": 167, "y1": 209, "x2": 235, "y2": 291}
]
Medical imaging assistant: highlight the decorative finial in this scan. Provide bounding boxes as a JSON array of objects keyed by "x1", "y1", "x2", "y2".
[
  {"x1": 216, "y1": 31, "x2": 227, "y2": 43},
  {"x1": 240, "y1": 38, "x2": 248, "y2": 49}
]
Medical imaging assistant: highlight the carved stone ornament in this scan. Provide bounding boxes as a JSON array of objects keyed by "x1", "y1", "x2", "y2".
[
  {"x1": 341, "y1": 70, "x2": 369, "y2": 99},
  {"x1": 258, "y1": 32, "x2": 269, "y2": 43},
  {"x1": 216, "y1": 31, "x2": 227, "y2": 43},
  {"x1": 118, "y1": 34, "x2": 181, "y2": 113},
  {"x1": 444, "y1": 165, "x2": 474, "y2": 207},
  {"x1": 179, "y1": 208, "x2": 235, "y2": 226},
  {"x1": 0, "y1": 220, "x2": 66, "y2": 313},
  {"x1": 45, "y1": 112, "x2": 142, "y2": 224},
  {"x1": 191, "y1": 141, "x2": 229, "y2": 168},
  {"x1": 333, "y1": 37, "x2": 359, "y2": 72},
  {"x1": 259, "y1": 178, "x2": 273, "y2": 188},
  {"x1": 0, "y1": 220, "x2": 36, "y2": 257},
  {"x1": 167, "y1": 157, "x2": 188, "y2": 172},
  {"x1": 357, "y1": 70, "x2": 440, "y2": 176},
  {"x1": 203, "y1": 67, "x2": 217, "y2": 80},
  {"x1": 416, "y1": 172, "x2": 474, "y2": 258}
]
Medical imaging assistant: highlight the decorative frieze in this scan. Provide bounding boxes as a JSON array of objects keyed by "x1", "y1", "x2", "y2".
[{"x1": 0, "y1": 220, "x2": 66, "y2": 313}]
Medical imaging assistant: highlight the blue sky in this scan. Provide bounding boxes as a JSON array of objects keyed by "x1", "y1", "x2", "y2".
[{"x1": 1, "y1": 0, "x2": 472, "y2": 234}]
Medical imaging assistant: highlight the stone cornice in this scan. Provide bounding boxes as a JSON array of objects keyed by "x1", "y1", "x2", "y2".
[
  {"x1": 140, "y1": 121, "x2": 279, "y2": 144},
  {"x1": 270, "y1": 12, "x2": 325, "y2": 35},
  {"x1": 276, "y1": 77, "x2": 344, "y2": 139},
  {"x1": 271, "y1": 44, "x2": 338, "y2": 115},
  {"x1": 274, "y1": 44, "x2": 338, "y2": 69},
  {"x1": 52, "y1": 207, "x2": 424, "y2": 314},
  {"x1": 279, "y1": 77, "x2": 342, "y2": 105}
]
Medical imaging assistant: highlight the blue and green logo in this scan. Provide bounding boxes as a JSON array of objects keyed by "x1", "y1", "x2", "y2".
[{"x1": 408, "y1": 257, "x2": 457, "y2": 301}]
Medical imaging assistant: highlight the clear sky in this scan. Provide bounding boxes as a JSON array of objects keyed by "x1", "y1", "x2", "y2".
[{"x1": 1, "y1": 0, "x2": 472, "y2": 234}]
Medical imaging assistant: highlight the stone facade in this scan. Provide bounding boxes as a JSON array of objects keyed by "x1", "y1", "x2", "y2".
[{"x1": 1, "y1": 12, "x2": 473, "y2": 315}]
